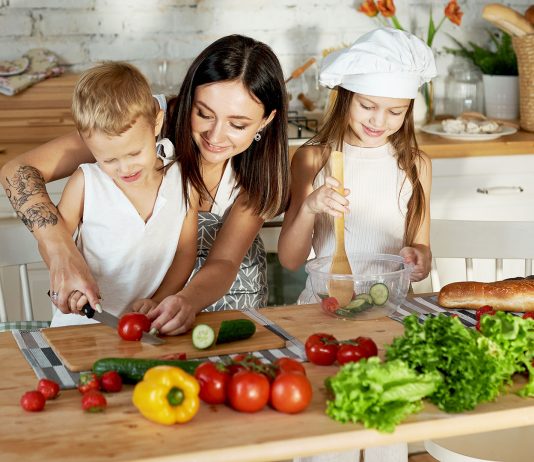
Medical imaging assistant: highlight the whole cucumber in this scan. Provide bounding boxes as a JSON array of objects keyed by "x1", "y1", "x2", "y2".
[{"x1": 93, "y1": 357, "x2": 202, "y2": 383}]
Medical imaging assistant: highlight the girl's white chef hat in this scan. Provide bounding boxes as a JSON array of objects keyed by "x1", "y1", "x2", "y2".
[{"x1": 319, "y1": 28, "x2": 437, "y2": 99}]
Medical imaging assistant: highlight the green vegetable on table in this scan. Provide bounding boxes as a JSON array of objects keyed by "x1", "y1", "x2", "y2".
[
  {"x1": 386, "y1": 315, "x2": 506, "y2": 412},
  {"x1": 325, "y1": 357, "x2": 441, "y2": 433},
  {"x1": 479, "y1": 311, "x2": 534, "y2": 397}
]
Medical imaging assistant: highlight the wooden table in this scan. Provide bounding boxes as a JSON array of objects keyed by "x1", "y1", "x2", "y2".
[{"x1": 1, "y1": 304, "x2": 533, "y2": 462}]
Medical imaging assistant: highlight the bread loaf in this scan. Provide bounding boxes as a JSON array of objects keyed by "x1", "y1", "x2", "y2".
[
  {"x1": 526, "y1": 5, "x2": 534, "y2": 26},
  {"x1": 438, "y1": 278, "x2": 534, "y2": 312},
  {"x1": 482, "y1": 3, "x2": 534, "y2": 36}
]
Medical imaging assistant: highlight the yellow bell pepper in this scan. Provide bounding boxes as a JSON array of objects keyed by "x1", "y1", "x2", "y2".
[{"x1": 132, "y1": 365, "x2": 200, "y2": 425}]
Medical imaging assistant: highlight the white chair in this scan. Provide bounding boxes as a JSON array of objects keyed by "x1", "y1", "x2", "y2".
[
  {"x1": 427, "y1": 219, "x2": 534, "y2": 461},
  {"x1": 429, "y1": 219, "x2": 534, "y2": 291},
  {"x1": 0, "y1": 219, "x2": 53, "y2": 328}
]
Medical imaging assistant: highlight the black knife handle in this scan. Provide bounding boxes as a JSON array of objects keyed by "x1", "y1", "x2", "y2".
[{"x1": 82, "y1": 303, "x2": 96, "y2": 319}]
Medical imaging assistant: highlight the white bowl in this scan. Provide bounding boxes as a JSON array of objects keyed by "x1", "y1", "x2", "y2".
[{"x1": 305, "y1": 253, "x2": 412, "y2": 320}]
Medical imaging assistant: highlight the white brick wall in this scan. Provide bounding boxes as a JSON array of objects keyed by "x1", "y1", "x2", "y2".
[{"x1": 0, "y1": 0, "x2": 531, "y2": 99}]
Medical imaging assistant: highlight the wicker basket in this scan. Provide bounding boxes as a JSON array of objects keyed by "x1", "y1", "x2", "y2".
[{"x1": 513, "y1": 34, "x2": 534, "y2": 132}]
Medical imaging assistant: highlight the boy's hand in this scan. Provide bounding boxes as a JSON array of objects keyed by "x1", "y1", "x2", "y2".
[
  {"x1": 129, "y1": 298, "x2": 158, "y2": 315},
  {"x1": 303, "y1": 176, "x2": 350, "y2": 217},
  {"x1": 400, "y1": 246, "x2": 430, "y2": 282},
  {"x1": 146, "y1": 294, "x2": 197, "y2": 336}
]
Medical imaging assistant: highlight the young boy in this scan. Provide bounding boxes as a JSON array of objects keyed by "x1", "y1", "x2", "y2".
[{"x1": 50, "y1": 62, "x2": 197, "y2": 327}]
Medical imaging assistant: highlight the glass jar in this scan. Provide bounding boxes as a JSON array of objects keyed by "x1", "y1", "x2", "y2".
[{"x1": 443, "y1": 58, "x2": 484, "y2": 117}]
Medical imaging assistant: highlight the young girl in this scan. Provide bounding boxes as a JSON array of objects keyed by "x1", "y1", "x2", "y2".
[
  {"x1": 279, "y1": 28, "x2": 437, "y2": 462},
  {"x1": 50, "y1": 62, "x2": 198, "y2": 326},
  {"x1": 279, "y1": 27, "x2": 435, "y2": 297}
]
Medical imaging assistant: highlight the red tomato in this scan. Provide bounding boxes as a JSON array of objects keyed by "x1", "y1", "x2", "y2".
[
  {"x1": 274, "y1": 357, "x2": 306, "y2": 376},
  {"x1": 227, "y1": 370, "x2": 270, "y2": 413},
  {"x1": 117, "y1": 313, "x2": 151, "y2": 341},
  {"x1": 321, "y1": 297, "x2": 340, "y2": 313},
  {"x1": 37, "y1": 378, "x2": 60, "y2": 400},
  {"x1": 305, "y1": 333, "x2": 338, "y2": 366},
  {"x1": 100, "y1": 371, "x2": 123, "y2": 393},
  {"x1": 77, "y1": 372, "x2": 101, "y2": 394},
  {"x1": 81, "y1": 390, "x2": 107, "y2": 412},
  {"x1": 227, "y1": 353, "x2": 263, "y2": 375},
  {"x1": 476, "y1": 305, "x2": 494, "y2": 321},
  {"x1": 20, "y1": 390, "x2": 46, "y2": 412},
  {"x1": 336, "y1": 343, "x2": 366, "y2": 365},
  {"x1": 270, "y1": 372, "x2": 313, "y2": 414},
  {"x1": 194, "y1": 362, "x2": 231, "y2": 405},
  {"x1": 354, "y1": 336, "x2": 378, "y2": 358},
  {"x1": 523, "y1": 312, "x2": 534, "y2": 320}
]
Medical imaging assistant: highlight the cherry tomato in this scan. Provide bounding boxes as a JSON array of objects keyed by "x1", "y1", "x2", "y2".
[
  {"x1": 270, "y1": 372, "x2": 313, "y2": 414},
  {"x1": 194, "y1": 362, "x2": 231, "y2": 405},
  {"x1": 522, "y1": 312, "x2": 534, "y2": 320},
  {"x1": 321, "y1": 297, "x2": 340, "y2": 313},
  {"x1": 37, "y1": 378, "x2": 60, "y2": 400},
  {"x1": 20, "y1": 390, "x2": 46, "y2": 412},
  {"x1": 227, "y1": 353, "x2": 263, "y2": 375},
  {"x1": 227, "y1": 370, "x2": 270, "y2": 413},
  {"x1": 117, "y1": 313, "x2": 151, "y2": 341},
  {"x1": 336, "y1": 343, "x2": 367, "y2": 365},
  {"x1": 81, "y1": 390, "x2": 107, "y2": 412},
  {"x1": 354, "y1": 336, "x2": 378, "y2": 358},
  {"x1": 274, "y1": 357, "x2": 306, "y2": 376},
  {"x1": 476, "y1": 305, "x2": 494, "y2": 321},
  {"x1": 305, "y1": 333, "x2": 338, "y2": 366},
  {"x1": 100, "y1": 371, "x2": 123, "y2": 393},
  {"x1": 77, "y1": 372, "x2": 101, "y2": 394}
]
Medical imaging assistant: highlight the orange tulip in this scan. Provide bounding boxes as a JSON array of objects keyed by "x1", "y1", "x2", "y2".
[
  {"x1": 444, "y1": 0, "x2": 463, "y2": 26},
  {"x1": 377, "y1": 0, "x2": 396, "y2": 18},
  {"x1": 358, "y1": 0, "x2": 379, "y2": 17}
]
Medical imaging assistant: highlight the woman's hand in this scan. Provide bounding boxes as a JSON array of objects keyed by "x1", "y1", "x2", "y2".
[
  {"x1": 129, "y1": 298, "x2": 158, "y2": 315},
  {"x1": 147, "y1": 293, "x2": 198, "y2": 336},
  {"x1": 400, "y1": 245, "x2": 431, "y2": 282},
  {"x1": 45, "y1": 239, "x2": 101, "y2": 313},
  {"x1": 302, "y1": 176, "x2": 350, "y2": 217}
]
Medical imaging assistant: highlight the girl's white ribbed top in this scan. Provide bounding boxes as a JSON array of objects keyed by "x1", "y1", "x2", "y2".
[{"x1": 298, "y1": 141, "x2": 412, "y2": 304}]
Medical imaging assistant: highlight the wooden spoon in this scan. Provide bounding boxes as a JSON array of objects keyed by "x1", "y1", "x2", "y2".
[{"x1": 328, "y1": 150, "x2": 353, "y2": 307}]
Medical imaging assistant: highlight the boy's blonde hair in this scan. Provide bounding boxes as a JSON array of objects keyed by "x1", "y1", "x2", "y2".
[{"x1": 72, "y1": 61, "x2": 158, "y2": 136}]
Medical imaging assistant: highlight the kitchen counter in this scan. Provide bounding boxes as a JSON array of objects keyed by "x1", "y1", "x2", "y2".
[
  {"x1": 1, "y1": 303, "x2": 533, "y2": 462},
  {"x1": 1, "y1": 74, "x2": 534, "y2": 169}
]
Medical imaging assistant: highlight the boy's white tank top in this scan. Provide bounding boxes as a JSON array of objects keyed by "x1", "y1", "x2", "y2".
[
  {"x1": 298, "y1": 141, "x2": 412, "y2": 304},
  {"x1": 51, "y1": 158, "x2": 186, "y2": 326}
]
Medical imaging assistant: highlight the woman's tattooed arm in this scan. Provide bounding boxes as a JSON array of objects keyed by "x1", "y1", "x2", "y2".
[{"x1": 4, "y1": 166, "x2": 58, "y2": 232}]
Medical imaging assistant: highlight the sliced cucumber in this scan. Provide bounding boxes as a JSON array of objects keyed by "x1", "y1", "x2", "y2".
[
  {"x1": 335, "y1": 308, "x2": 358, "y2": 318},
  {"x1": 354, "y1": 293, "x2": 374, "y2": 305},
  {"x1": 369, "y1": 283, "x2": 389, "y2": 306},
  {"x1": 192, "y1": 324, "x2": 215, "y2": 350},
  {"x1": 345, "y1": 298, "x2": 373, "y2": 312},
  {"x1": 216, "y1": 319, "x2": 256, "y2": 344}
]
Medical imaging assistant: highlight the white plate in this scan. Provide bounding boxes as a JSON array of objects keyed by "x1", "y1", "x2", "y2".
[
  {"x1": 421, "y1": 123, "x2": 517, "y2": 141},
  {"x1": 0, "y1": 57, "x2": 30, "y2": 77}
]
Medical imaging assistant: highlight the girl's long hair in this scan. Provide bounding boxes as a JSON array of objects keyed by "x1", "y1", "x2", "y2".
[
  {"x1": 307, "y1": 87, "x2": 425, "y2": 245},
  {"x1": 165, "y1": 35, "x2": 289, "y2": 219}
]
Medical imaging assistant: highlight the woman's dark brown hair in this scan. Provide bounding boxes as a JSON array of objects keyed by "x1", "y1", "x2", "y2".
[
  {"x1": 165, "y1": 35, "x2": 289, "y2": 219},
  {"x1": 307, "y1": 87, "x2": 425, "y2": 246}
]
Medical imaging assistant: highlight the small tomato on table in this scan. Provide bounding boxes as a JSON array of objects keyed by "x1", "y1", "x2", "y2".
[
  {"x1": 132, "y1": 366, "x2": 200, "y2": 425},
  {"x1": 270, "y1": 372, "x2": 313, "y2": 414},
  {"x1": 227, "y1": 370, "x2": 270, "y2": 413},
  {"x1": 305, "y1": 333, "x2": 339, "y2": 366},
  {"x1": 194, "y1": 361, "x2": 230, "y2": 405}
]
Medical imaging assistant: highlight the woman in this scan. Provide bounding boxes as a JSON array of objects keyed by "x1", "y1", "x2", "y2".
[{"x1": 0, "y1": 35, "x2": 289, "y2": 335}]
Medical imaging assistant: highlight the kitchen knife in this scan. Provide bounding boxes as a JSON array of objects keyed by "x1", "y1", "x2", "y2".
[{"x1": 82, "y1": 304, "x2": 165, "y2": 345}]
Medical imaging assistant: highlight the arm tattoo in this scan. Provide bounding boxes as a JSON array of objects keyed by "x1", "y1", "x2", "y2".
[{"x1": 5, "y1": 166, "x2": 59, "y2": 232}]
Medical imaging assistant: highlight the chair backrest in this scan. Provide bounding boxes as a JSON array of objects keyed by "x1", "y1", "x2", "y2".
[
  {"x1": 0, "y1": 219, "x2": 48, "y2": 322},
  {"x1": 430, "y1": 219, "x2": 534, "y2": 291}
]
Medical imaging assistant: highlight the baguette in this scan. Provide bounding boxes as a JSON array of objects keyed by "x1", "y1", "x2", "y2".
[
  {"x1": 482, "y1": 3, "x2": 534, "y2": 37},
  {"x1": 438, "y1": 278, "x2": 534, "y2": 312}
]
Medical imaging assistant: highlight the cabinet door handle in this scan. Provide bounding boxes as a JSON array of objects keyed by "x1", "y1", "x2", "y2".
[{"x1": 476, "y1": 186, "x2": 524, "y2": 195}]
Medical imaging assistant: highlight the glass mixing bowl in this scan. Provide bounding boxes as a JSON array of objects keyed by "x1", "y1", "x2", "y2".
[{"x1": 305, "y1": 253, "x2": 413, "y2": 320}]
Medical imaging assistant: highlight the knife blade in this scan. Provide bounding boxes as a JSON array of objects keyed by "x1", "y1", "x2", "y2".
[{"x1": 82, "y1": 304, "x2": 165, "y2": 345}]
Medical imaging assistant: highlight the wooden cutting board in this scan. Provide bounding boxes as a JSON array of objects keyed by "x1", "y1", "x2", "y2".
[{"x1": 42, "y1": 310, "x2": 285, "y2": 372}]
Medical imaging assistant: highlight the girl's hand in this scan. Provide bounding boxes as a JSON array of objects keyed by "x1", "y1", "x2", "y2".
[
  {"x1": 147, "y1": 294, "x2": 197, "y2": 336},
  {"x1": 400, "y1": 246, "x2": 431, "y2": 282},
  {"x1": 129, "y1": 298, "x2": 158, "y2": 315},
  {"x1": 303, "y1": 176, "x2": 350, "y2": 217}
]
